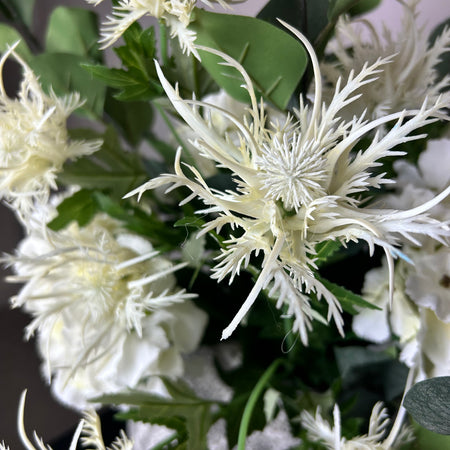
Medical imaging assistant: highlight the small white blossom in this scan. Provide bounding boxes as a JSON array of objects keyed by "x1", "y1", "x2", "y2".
[
  {"x1": 87, "y1": 0, "x2": 242, "y2": 57},
  {"x1": 322, "y1": 0, "x2": 450, "y2": 119},
  {"x1": 127, "y1": 23, "x2": 450, "y2": 343},
  {"x1": 4, "y1": 212, "x2": 207, "y2": 408},
  {"x1": 0, "y1": 44, "x2": 101, "y2": 221}
]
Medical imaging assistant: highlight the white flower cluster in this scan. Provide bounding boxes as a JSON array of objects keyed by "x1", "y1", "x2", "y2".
[
  {"x1": 86, "y1": 0, "x2": 244, "y2": 57},
  {"x1": 5, "y1": 210, "x2": 207, "y2": 409},
  {"x1": 127, "y1": 22, "x2": 450, "y2": 344},
  {"x1": 0, "y1": 44, "x2": 101, "y2": 222},
  {"x1": 353, "y1": 138, "x2": 450, "y2": 380},
  {"x1": 322, "y1": 0, "x2": 450, "y2": 120}
]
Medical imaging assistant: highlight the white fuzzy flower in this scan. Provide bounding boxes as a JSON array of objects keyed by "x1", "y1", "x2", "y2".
[
  {"x1": 322, "y1": 0, "x2": 450, "y2": 119},
  {"x1": 301, "y1": 402, "x2": 412, "y2": 449},
  {"x1": 0, "y1": 44, "x2": 101, "y2": 221},
  {"x1": 4, "y1": 213, "x2": 207, "y2": 409},
  {"x1": 87, "y1": 0, "x2": 241, "y2": 57},
  {"x1": 127, "y1": 23, "x2": 450, "y2": 344}
]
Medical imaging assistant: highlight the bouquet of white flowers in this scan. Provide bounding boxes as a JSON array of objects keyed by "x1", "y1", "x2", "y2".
[{"x1": 1, "y1": 0, "x2": 449, "y2": 448}]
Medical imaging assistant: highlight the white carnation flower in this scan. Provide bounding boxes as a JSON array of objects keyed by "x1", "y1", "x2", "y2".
[
  {"x1": 87, "y1": 0, "x2": 242, "y2": 57},
  {"x1": 0, "y1": 44, "x2": 101, "y2": 221},
  {"x1": 322, "y1": 0, "x2": 450, "y2": 119},
  {"x1": 4, "y1": 213, "x2": 207, "y2": 409},
  {"x1": 127, "y1": 23, "x2": 450, "y2": 344}
]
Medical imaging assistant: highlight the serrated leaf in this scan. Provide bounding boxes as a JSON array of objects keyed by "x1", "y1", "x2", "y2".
[
  {"x1": 45, "y1": 7, "x2": 101, "y2": 61},
  {"x1": 317, "y1": 275, "x2": 381, "y2": 314},
  {"x1": 190, "y1": 8, "x2": 307, "y2": 109},
  {"x1": 315, "y1": 240, "x2": 342, "y2": 266},
  {"x1": 430, "y1": 18, "x2": 450, "y2": 91},
  {"x1": 404, "y1": 377, "x2": 450, "y2": 435},
  {"x1": 29, "y1": 53, "x2": 105, "y2": 117},
  {"x1": 0, "y1": 24, "x2": 32, "y2": 60},
  {"x1": 47, "y1": 189, "x2": 98, "y2": 231}
]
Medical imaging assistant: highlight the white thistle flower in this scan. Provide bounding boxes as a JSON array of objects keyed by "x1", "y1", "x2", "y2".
[
  {"x1": 126, "y1": 23, "x2": 450, "y2": 344},
  {"x1": 4, "y1": 212, "x2": 207, "y2": 408},
  {"x1": 322, "y1": 0, "x2": 450, "y2": 119},
  {"x1": 300, "y1": 402, "x2": 413, "y2": 449},
  {"x1": 0, "y1": 44, "x2": 102, "y2": 221},
  {"x1": 87, "y1": 0, "x2": 242, "y2": 57},
  {"x1": 17, "y1": 390, "x2": 132, "y2": 450}
]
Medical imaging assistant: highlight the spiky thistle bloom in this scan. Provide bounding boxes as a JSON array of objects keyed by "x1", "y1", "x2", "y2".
[
  {"x1": 17, "y1": 390, "x2": 133, "y2": 450},
  {"x1": 322, "y1": 0, "x2": 450, "y2": 119},
  {"x1": 0, "y1": 44, "x2": 101, "y2": 221},
  {"x1": 3, "y1": 212, "x2": 207, "y2": 408},
  {"x1": 127, "y1": 22, "x2": 450, "y2": 344},
  {"x1": 86, "y1": 0, "x2": 243, "y2": 57},
  {"x1": 300, "y1": 402, "x2": 413, "y2": 449}
]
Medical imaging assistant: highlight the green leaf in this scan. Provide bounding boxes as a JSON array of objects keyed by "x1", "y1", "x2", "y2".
[
  {"x1": 174, "y1": 216, "x2": 205, "y2": 229},
  {"x1": 29, "y1": 53, "x2": 105, "y2": 117},
  {"x1": 190, "y1": 8, "x2": 307, "y2": 109},
  {"x1": 47, "y1": 189, "x2": 98, "y2": 231},
  {"x1": 429, "y1": 18, "x2": 450, "y2": 91},
  {"x1": 0, "y1": 23, "x2": 32, "y2": 60},
  {"x1": 257, "y1": 0, "x2": 329, "y2": 45},
  {"x1": 411, "y1": 420, "x2": 450, "y2": 449},
  {"x1": 0, "y1": 0, "x2": 35, "y2": 27},
  {"x1": 96, "y1": 379, "x2": 214, "y2": 450},
  {"x1": 328, "y1": 0, "x2": 360, "y2": 21},
  {"x1": 314, "y1": 240, "x2": 342, "y2": 267},
  {"x1": 60, "y1": 127, "x2": 147, "y2": 198},
  {"x1": 84, "y1": 25, "x2": 163, "y2": 102},
  {"x1": 404, "y1": 377, "x2": 450, "y2": 435},
  {"x1": 45, "y1": 7, "x2": 101, "y2": 61},
  {"x1": 317, "y1": 276, "x2": 381, "y2": 314},
  {"x1": 348, "y1": 0, "x2": 381, "y2": 16},
  {"x1": 104, "y1": 92, "x2": 153, "y2": 145}
]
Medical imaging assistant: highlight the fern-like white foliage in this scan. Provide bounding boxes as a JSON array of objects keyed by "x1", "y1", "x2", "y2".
[
  {"x1": 16, "y1": 390, "x2": 133, "y2": 450},
  {"x1": 127, "y1": 22, "x2": 450, "y2": 344},
  {"x1": 322, "y1": 0, "x2": 450, "y2": 119},
  {"x1": 301, "y1": 402, "x2": 413, "y2": 449}
]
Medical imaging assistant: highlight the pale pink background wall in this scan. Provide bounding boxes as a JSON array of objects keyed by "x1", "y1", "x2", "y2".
[{"x1": 0, "y1": 0, "x2": 449, "y2": 448}]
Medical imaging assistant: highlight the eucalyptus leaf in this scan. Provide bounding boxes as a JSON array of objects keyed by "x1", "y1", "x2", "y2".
[
  {"x1": 0, "y1": 23, "x2": 32, "y2": 60},
  {"x1": 45, "y1": 7, "x2": 101, "y2": 61},
  {"x1": 190, "y1": 8, "x2": 307, "y2": 109},
  {"x1": 404, "y1": 377, "x2": 450, "y2": 435},
  {"x1": 29, "y1": 53, "x2": 105, "y2": 117}
]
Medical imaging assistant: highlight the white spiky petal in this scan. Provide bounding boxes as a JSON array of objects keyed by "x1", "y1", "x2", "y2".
[
  {"x1": 87, "y1": 0, "x2": 243, "y2": 56},
  {"x1": 126, "y1": 22, "x2": 449, "y2": 344},
  {"x1": 322, "y1": 0, "x2": 450, "y2": 119},
  {"x1": 0, "y1": 44, "x2": 101, "y2": 222}
]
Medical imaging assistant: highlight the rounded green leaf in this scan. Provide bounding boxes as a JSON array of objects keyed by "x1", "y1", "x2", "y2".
[
  {"x1": 190, "y1": 9, "x2": 307, "y2": 109},
  {"x1": 404, "y1": 376, "x2": 450, "y2": 435},
  {"x1": 45, "y1": 7, "x2": 101, "y2": 61},
  {"x1": 0, "y1": 24, "x2": 32, "y2": 60}
]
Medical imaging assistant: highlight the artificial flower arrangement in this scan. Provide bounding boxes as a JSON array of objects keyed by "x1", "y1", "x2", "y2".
[{"x1": 0, "y1": 0, "x2": 449, "y2": 448}]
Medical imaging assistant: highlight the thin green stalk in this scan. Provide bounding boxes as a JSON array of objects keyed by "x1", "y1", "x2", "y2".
[
  {"x1": 237, "y1": 359, "x2": 283, "y2": 450},
  {"x1": 159, "y1": 20, "x2": 169, "y2": 66}
]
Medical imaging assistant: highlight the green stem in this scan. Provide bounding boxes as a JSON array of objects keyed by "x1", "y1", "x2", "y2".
[
  {"x1": 237, "y1": 359, "x2": 283, "y2": 450},
  {"x1": 159, "y1": 20, "x2": 169, "y2": 66}
]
